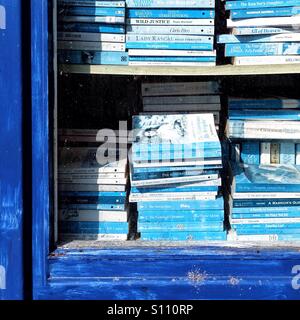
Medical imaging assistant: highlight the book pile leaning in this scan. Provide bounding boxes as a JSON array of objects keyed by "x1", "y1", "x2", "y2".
[
  {"x1": 57, "y1": 0, "x2": 129, "y2": 65},
  {"x1": 218, "y1": 0, "x2": 300, "y2": 65},
  {"x1": 226, "y1": 97, "x2": 300, "y2": 241},
  {"x1": 58, "y1": 129, "x2": 130, "y2": 241},
  {"x1": 129, "y1": 111, "x2": 226, "y2": 241},
  {"x1": 126, "y1": 0, "x2": 216, "y2": 66}
]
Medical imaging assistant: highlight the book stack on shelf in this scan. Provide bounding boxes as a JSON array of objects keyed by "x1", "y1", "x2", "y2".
[
  {"x1": 125, "y1": 0, "x2": 216, "y2": 66},
  {"x1": 226, "y1": 97, "x2": 300, "y2": 242},
  {"x1": 129, "y1": 111, "x2": 226, "y2": 241},
  {"x1": 58, "y1": 129, "x2": 130, "y2": 241},
  {"x1": 140, "y1": 81, "x2": 222, "y2": 132},
  {"x1": 218, "y1": 0, "x2": 300, "y2": 65},
  {"x1": 57, "y1": 0, "x2": 129, "y2": 65}
]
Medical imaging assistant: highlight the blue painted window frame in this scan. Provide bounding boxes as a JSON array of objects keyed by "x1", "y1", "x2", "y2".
[{"x1": 31, "y1": 0, "x2": 300, "y2": 300}]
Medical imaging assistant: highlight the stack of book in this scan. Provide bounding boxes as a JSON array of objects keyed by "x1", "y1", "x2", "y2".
[
  {"x1": 140, "y1": 81, "x2": 222, "y2": 131},
  {"x1": 58, "y1": 129, "x2": 130, "y2": 241},
  {"x1": 125, "y1": 0, "x2": 216, "y2": 66},
  {"x1": 226, "y1": 97, "x2": 300, "y2": 241},
  {"x1": 129, "y1": 112, "x2": 226, "y2": 241},
  {"x1": 57, "y1": 0, "x2": 129, "y2": 65},
  {"x1": 218, "y1": 1, "x2": 300, "y2": 65}
]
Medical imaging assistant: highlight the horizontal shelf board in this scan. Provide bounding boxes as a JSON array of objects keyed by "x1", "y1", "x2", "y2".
[{"x1": 59, "y1": 64, "x2": 300, "y2": 76}]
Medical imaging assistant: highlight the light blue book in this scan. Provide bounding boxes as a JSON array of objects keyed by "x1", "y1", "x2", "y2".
[
  {"x1": 59, "y1": 22, "x2": 125, "y2": 33},
  {"x1": 133, "y1": 164, "x2": 222, "y2": 174},
  {"x1": 61, "y1": 6, "x2": 126, "y2": 16},
  {"x1": 60, "y1": 191, "x2": 126, "y2": 197},
  {"x1": 126, "y1": 34, "x2": 214, "y2": 44},
  {"x1": 232, "y1": 27, "x2": 297, "y2": 35},
  {"x1": 127, "y1": 25, "x2": 215, "y2": 35},
  {"x1": 232, "y1": 205, "x2": 300, "y2": 214},
  {"x1": 126, "y1": 0, "x2": 215, "y2": 8},
  {"x1": 231, "y1": 7, "x2": 300, "y2": 20},
  {"x1": 140, "y1": 231, "x2": 227, "y2": 241},
  {"x1": 127, "y1": 9, "x2": 215, "y2": 19},
  {"x1": 234, "y1": 223, "x2": 300, "y2": 230},
  {"x1": 59, "y1": 1, "x2": 126, "y2": 7},
  {"x1": 232, "y1": 211, "x2": 300, "y2": 219},
  {"x1": 232, "y1": 163, "x2": 300, "y2": 193},
  {"x1": 280, "y1": 143, "x2": 296, "y2": 165},
  {"x1": 226, "y1": 0, "x2": 300, "y2": 10},
  {"x1": 58, "y1": 50, "x2": 129, "y2": 65},
  {"x1": 229, "y1": 109, "x2": 300, "y2": 120},
  {"x1": 237, "y1": 233, "x2": 300, "y2": 240},
  {"x1": 126, "y1": 42, "x2": 213, "y2": 50},
  {"x1": 129, "y1": 56, "x2": 216, "y2": 62},
  {"x1": 138, "y1": 221, "x2": 224, "y2": 232},
  {"x1": 132, "y1": 169, "x2": 218, "y2": 181},
  {"x1": 218, "y1": 34, "x2": 300, "y2": 43},
  {"x1": 61, "y1": 221, "x2": 128, "y2": 233},
  {"x1": 60, "y1": 203, "x2": 126, "y2": 211},
  {"x1": 229, "y1": 98, "x2": 300, "y2": 109},
  {"x1": 225, "y1": 43, "x2": 300, "y2": 57},
  {"x1": 132, "y1": 185, "x2": 219, "y2": 193},
  {"x1": 235, "y1": 228, "x2": 300, "y2": 235},
  {"x1": 241, "y1": 142, "x2": 260, "y2": 165},
  {"x1": 138, "y1": 210, "x2": 224, "y2": 222},
  {"x1": 132, "y1": 114, "x2": 220, "y2": 153},
  {"x1": 233, "y1": 198, "x2": 300, "y2": 207},
  {"x1": 137, "y1": 198, "x2": 224, "y2": 211}
]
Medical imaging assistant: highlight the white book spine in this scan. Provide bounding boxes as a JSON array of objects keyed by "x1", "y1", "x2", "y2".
[
  {"x1": 234, "y1": 234, "x2": 280, "y2": 242},
  {"x1": 58, "y1": 178, "x2": 128, "y2": 185},
  {"x1": 59, "y1": 209, "x2": 128, "y2": 222},
  {"x1": 129, "y1": 194, "x2": 216, "y2": 202},
  {"x1": 232, "y1": 192, "x2": 300, "y2": 199},
  {"x1": 57, "y1": 32, "x2": 126, "y2": 43},
  {"x1": 58, "y1": 184, "x2": 126, "y2": 192},
  {"x1": 128, "y1": 49, "x2": 217, "y2": 56},
  {"x1": 233, "y1": 55, "x2": 300, "y2": 65},
  {"x1": 231, "y1": 217, "x2": 300, "y2": 225},
  {"x1": 128, "y1": 61, "x2": 216, "y2": 66},
  {"x1": 126, "y1": 34, "x2": 213, "y2": 43},
  {"x1": 227, "y1": 17, "x2": 300, "y2": 28},
  {"x1": 60, "y1": 233, "x2": 128, "y2": 241},
  {"x1": 131, "y1": 173, "x2": 219, "y2": 187},
  {"x1": 59, "y1": 172, "x2": 126, "y2": 179},
  {"x1": 58, "y1": 41, "x2": 126, "y2": 52},
  {"x1": 296, "y1": 144, "x2": 300, "y2": 165},
  {"x1": 126, "y1": 19, "x2": 215, "y2": 27},
  {"x1": 260, "y1": 142, "x2": 271, "y2": 165}
]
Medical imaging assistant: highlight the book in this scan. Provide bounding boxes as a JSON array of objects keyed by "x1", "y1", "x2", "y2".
[
  {"x1": 129, "y1": 192, "x2": 217, "y2": 202},
  {"x1": 280, "y1": 142, "x2": 295, "y2": 164},
  {"x1": 260, "y1": 142, "x2": 271, "y2": 165},
  {"x1": 230, "y1": 7, "x2": 300, "y2": 20},
  {"x1": 58, "y1": 183, "x2": 126, "y2": 192},
  {"x1": 143, "y1": 95, "x2": 220, "y2": 105},
  {"x1": 126, "y1": 34, "x2": 214, "y2": 43},
  {"x1": 270, "y1": 143, "x2": 280, "y2": 164},
  {"x1": 60, "y1": 7, "x2": 126, "y2": 17},
  {"x1": 229, "y1": 98, "x2": 300, "y2": 109},
  {"x1": 61, "y1": 16, "x2": 125, "y2": 24},
  {"x1": 59, "y1": 23, "x2": 125, "y2": 33},
  {"x1": 140, "y1": 231, "x2": 226, "y2": 241},
  {"x1": 241, "y1": 142, "x2": 260, "y2": 165},
  {"x1": 218, "y1": 33, "x2": 300, "y2": 44},
  {"x1": 229, "y1": 109, "x2": 300, "y2": 120},
  {"x1": 126, "y1": 42, "x2": 213, "y2": 50},
  {"x1": 232, "y1": 233, "x2": 300, "y2": 241},
  {"x1": 231, "y1": 27, "x2": 297, "y2": 35},
  {"x1": 227, "y1": 16, "x2": 300, "y2": 27},
  {"x1": 231, "y1": 217, "x2": 300, "y2": 225},
  {"x1": 59, "y1": 209, "x2": 128, "y2": 222},
  {"x1": 125, "y1": 0, "x2": 215, "y2": 8},
  {"x1": 58, "y1": 1, "x2": 125, "y2": 7},
  {"x1": 233, "y1": 55, "x2": 300, "y2": 65},
  {"x1": 58, "y1": 31, "x2": 126, "y2": 42},
  {"x1": 128, "y1": 61, "x2": 215, "y2": 66},
  {"x1": 60, "y1": 221, "x2": 129, "y2": 233},
  {"x1": 127, "y1": 9, "x2": 215, "y2": 19},
  {"x1": 60, "y1": 233, "x2": 128, "y2": 241},
  {"x1": 58, "y1": 41, "x2": 126, "y2": 52},
  {"x1": 226, "y1": 0, "x2": 300, "y2": 10},
  {"x1": 126, "y1": 18, "x2": 215, "y2": 26},
  {"x1": 233, "y1": 198, "x2": 300, "y2": 208},
  {"x1": 128, "y1": 49, "x2": 217, "y2": 56}
]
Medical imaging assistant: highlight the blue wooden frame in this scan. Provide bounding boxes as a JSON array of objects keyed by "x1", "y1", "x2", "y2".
[
  {"x1": 31, "y1": 0, "x2": 300, "y2": 300},
  {"x1": 0, "y1": 0, "x2": 24, "y2": 300}
]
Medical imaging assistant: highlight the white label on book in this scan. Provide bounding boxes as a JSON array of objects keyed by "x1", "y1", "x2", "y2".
[{"x1": 0, "y1": 5, "x2": 6, "y2": 30}]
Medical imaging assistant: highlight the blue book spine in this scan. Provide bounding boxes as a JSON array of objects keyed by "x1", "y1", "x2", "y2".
[
  {"x1": 127, "y1": 9, "x2": 215, "y2": 19},
  {"x1": 132, "y1": 185, "x2": 218, "y2": 193},
  {"x1": 133, "y1": 164, "x2": 222, "y2": 174},
  {"x1": 60, "y1": 191, "x2": 126, "y2": 197},
  {"x1": 232, "y1": 211, "x2": 300, "y2": 219},
  {"x1": 218, "y1": 34, "x2": 300, "y2": 43},
  {"x1": 59, "y1": 1, "x2": 126, "y2": 7},
  {"x1": 234, "y1": 222, "x2": 300, "y2": 230},
  {"x1": 233, "y1": 199, "x2": 300, "y2": 207},
  {"x1": 126, "y1": 0, "x2": 215, "y2": 8},
  {"x1": 138, "y1": 210, "x2": 224, "y2": 222},
  {"x1": 126, "y1": 42, "x2": 213, "y2": 50},
  {"x1": 58, "y1": 50, "x2": 129, "y2": 65},
  {"x1": 231, "y1": 7, "x2": 300, "y2": 20},
  {"x1": 229, "y1": 99, "x2": 300, "y2": 109},
  {"x1": 59, "y1": 23, "x2": 125, "y2": 33},
  {"x1": 60, "y1": 203, "x2": 126, "y2": 210},
  {"x1": 140, "y1": 231, "x2": 227, "y2": 241},
  {"x1": 61, "y1": 221, "x2": 128, "y2": 233},
  {"x1": 235, "y1": 228, "x2": 300, "y2": 235},
  {"x1": 232, "y1": 206, "x2": 300, "y2": 214},
  {"x1": 126, "y1": 34, "x2": 213, "y2": 43},
  {"x1": 241, "y1": 142, "x2": 260, "y2": 165},
  {"x1": 129, "y1": 56, "x2": 216, "y2": 62},
  {"x1": 225, "y1": 43, "x2": 300, "y2": 57},
  {"x1": 137, "y1": 198, "x2": 224, "y2": 211},
  {"x1": 235, "y1": 184, "x2": 300, "y2": 193},
  {"x1": 61, "y1": 7, "x2": 126, "y2": 16},
  {"x1": 226, "y1": 0, "x2": 300, "y2": 10},
  {"x1": 280, "y1": 142, "x2": 296, "y2": 164},
  {"x1": 229, "y1": 109, "x2": 300, "y2": 120},
  {"x1": 138, "y1": 221, "x2": 224, "y2": 232}
]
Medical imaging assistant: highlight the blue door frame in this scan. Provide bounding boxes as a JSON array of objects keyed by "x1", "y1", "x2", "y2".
[
  {"x1": 0, "y1": 0, "x2": 24, "y2": 300},
  {"x1": 31, "y1": 0, "x2": 300, "y2": 300}
]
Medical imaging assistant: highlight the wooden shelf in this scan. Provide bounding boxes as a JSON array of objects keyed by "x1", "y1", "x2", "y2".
[{"x1": 59, "y1": 63, "x2": 300, "y2": 76}]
